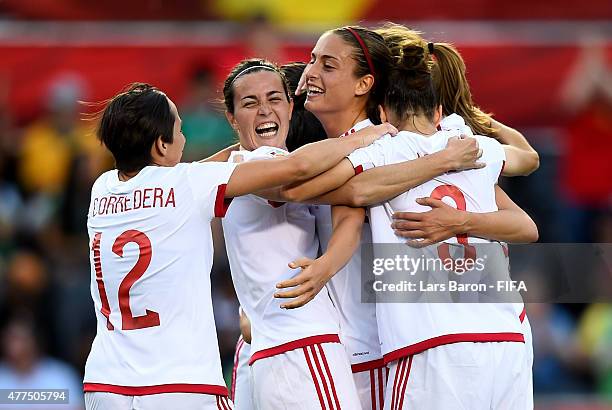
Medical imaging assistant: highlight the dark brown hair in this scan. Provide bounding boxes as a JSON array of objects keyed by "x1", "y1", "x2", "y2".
[
  {"x1": 376, "y1": 23, "x2": 495, "y2": 135},
  {"x1": 222, "y1": 58, "x2": 290, "y2": 114},
  {"x1": 330, "y1": 26, "x2": 393, "y2": 124},
  {"x1": 385, "y1": 43, "x2": 437, "y2": 124},
  {"x1": 430, "y1": 42, "x2": 495, "y2": 135},
  {"x1": 97, "y1": 83, "x2": 174, "y2": 173}
]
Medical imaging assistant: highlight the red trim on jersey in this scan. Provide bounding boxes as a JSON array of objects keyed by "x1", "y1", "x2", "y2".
[
  {"x1": 231, "y1": 337, "x2": 245, "y2": 400},
  {"x1": 383, "y1": 332, "x2": 525, "y2": 364},
  {"x1": 351, "y1": 358, "x2": 385, "y2": 373},
  {"x1": 354, "y1": 164, "x2": 364, "y2": 175},
  {"x1": 83, "y1": 382, "x2": 229, "y2": 396},
  {"x1": 214, "y1": 184, "x2": 233, "y2": 217},
  {"x1": 248, "y1": 334, "x2": 340, "y2": 365},
  {"x1": 303, "y1": 347, "x2": 326, "y2": 408},
  {"x1": 519, "y1": 306, "x2": 527, "y2": 323}
]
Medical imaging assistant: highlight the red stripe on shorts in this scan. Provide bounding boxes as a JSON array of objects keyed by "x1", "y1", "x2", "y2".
[
  {"x1": 378, "y1": 367, "x2": 385, "y2": 410},
  {"x1": 317, "y1": 344, "x2": 341, "y2": 409},
  {"x1": 303, "y1": 347, "x2": 327, "y2": 409},
  {"x1": 231, "y1": 337, "x2": 245, "y2": 400},
  {"x1": 310, "y1": 345, "x2": 334, "y2": 409},
  {"x1": 397, "y1": 356, "x2": 413, "y2": 410},
  {"x1": 370, "y1": 369, "x2": 376, "y2": 410}
]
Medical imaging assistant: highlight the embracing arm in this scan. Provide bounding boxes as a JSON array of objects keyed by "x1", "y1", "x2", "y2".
[
  {"x1": 274, "y1": 205, "x2": 365, "y2": 309},
  {"x1": 304, "y1": 136, "x2": 483, "y2": 206},
  {"x1": 490, "y1": 119, "x2": 539, "y2": 177},
  {"x1": 463, "y1": 185, "x2": 538, "y2": 242},
  {"x1": 392, "y1": 185, "x2": 538, "y2": 246},
  {"x1": 198, "y1": 143, "x2": 241, "y2": 162},
  {"x1": 225, "y1": 125, "x2": 394, "y2": 198},
  {"x1": 253, "y1": 124, "x2": 396, "y2": 202}
]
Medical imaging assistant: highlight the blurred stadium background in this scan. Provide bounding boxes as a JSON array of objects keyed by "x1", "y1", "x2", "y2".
[{"x1": 0, "y1": 1, "x2": 610, "y2": 409}]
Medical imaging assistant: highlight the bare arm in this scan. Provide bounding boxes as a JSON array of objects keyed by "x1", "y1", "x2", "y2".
[
  {"x1": 199, "y1": 143, "x2": 240, "y2": 162},
  {"x1": 490, "y1": 119, "x2": 539, "y2": 177},
  {"x1": 392, "y1": 185, "x2": 538, "y2": 245},
  {"x1": 274, "y1": 205, "x2": 365, "y2": 309},
  {"x1": 225, "y1": 124, "x2": 395, "y2": 198},
  {"x1": 295, "y1": 136, "x2": 483, "y2": 206}
]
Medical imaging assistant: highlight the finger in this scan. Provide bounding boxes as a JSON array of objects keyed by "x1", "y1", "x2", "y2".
[
  {"x1": 288, "y1": 257, "x2": 313, "y2": 269},
  {"x1": 274, "y1": 283, "x2": 312, "y2": 299},
  {"x1": 392, "y1": 211, "x2": 423, "y2": 221},
  {"x1": 415, "y1": 197, "x2": 446, "y2": 208},
  {"x1": 474, "y1": 161, "x2": 486, "y2": 169},
  {"x1": 389, "y1": 220, "x2": 422, "y2": 230},
  {"x1": 393, "y1": 229, "x2": 427, "y2": 239},
  {"x1": 406, "y1": 238, "x2": 434, "y2": 248},
  {"x1": 281, "y1": 294, "x2": 313, "y2": 309},
  {"x1": 276, "y1": 276, "x2": 307, "y2": 289},
  {"x1": 477, "y1": 148, "x2": 483, "y2": 159},
  {"x1": 384, "y1": 123, "x2": 398, "y2": 136}
]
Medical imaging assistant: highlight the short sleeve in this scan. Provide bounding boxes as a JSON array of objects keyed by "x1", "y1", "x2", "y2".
[
  {"x1": 347, "y1": 140, "x2": 387, "y2": 175},
  {"x1": 348, "y1": 134, "x2": 421, "y2": 175},
  {"x1": 186, "y1": 162, "x2": 238, "y2": 219},
  {"x1": 476, "y1": 136, "x2": 506, "y2": 185},
  {"x1": 440, "y1": 113, "x2": 474, "y2": 136}
]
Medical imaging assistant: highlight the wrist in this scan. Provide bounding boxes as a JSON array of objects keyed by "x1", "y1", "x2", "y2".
[
  {"x1": 316, "y1": 255, "x2": 336, "y2": 278},
  {"x1": 434, "y1": 149, "x2": 455, "y2": 173},
  {"x1": 455, "y1": 211, "x2": 472, "y2": 235}
]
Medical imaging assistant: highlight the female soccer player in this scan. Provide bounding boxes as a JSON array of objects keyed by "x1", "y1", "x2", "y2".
[
  {"x1": 268, "y1": 26, "x2": 537, "y2": 410},
  {"x1": 346, "y1": 40, "x2": 533, "y2": 410},
  {"x1": 374, "y1": 25, "x2": 536, "y2": 408},
  {"x1": 261, "y1": 26, "x2": 486, "y2": 410},
  {"x1": 83, "y1": 82, "x2": 390, "y2": 410},
  {"x1": 220, "y1": 59, "x2": 377, "y2": 409}
]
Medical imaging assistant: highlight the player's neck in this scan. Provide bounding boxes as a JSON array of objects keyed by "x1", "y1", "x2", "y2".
[
  {"x1": 319, "y1": 107, "x2": 368, "y2": 138},
  {"x1": 399, "y1": 115, "x2": 437, "y2": 136}
]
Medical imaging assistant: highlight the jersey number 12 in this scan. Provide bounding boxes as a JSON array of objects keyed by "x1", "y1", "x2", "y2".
[{"x1": 92, "y1": 230, "x2": 161, "y2": 331}]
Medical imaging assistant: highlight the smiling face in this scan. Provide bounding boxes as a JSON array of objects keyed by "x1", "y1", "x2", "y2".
[
  {"x1": 226, "y1": 70, "x2": 293, "y2": 151},
  {"x1": 303, "y1": 32, "x2": 369, "y2": 118}
]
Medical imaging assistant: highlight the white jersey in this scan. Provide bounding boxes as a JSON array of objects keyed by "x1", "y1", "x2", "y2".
[
  {"x1": 316, "y1": 119, "x2": 385, "y2": 372},
  {"x1": 347, "y1": 126, "x2": 525, "y2": 363},
  {"x1": 84, "y1": 162, "x2": 236, "y2": 396},
  {"x1": 222, "y1": 147, "x2": 341, "y2": 364}
]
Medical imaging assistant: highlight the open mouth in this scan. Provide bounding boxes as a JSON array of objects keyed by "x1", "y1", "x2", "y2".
[
  {"x1": 306, "y1": 84, "x2": 325, "y2": 97},
  {"x1": 255, "y1": 121, "x2": 279, "y2": 137}
]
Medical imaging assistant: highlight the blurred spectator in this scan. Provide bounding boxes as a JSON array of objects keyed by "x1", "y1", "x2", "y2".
[
  {"x1": 0, "y1": 249, "x2": 59, "y2": 356},
  {"x1": 180, "y1": 66, "x2": 235, "y2": 161},
  {"x1": 0, "y1": 316, "x2": 84, "y2": 410},
  {"x1": 243, "y1": 13, "x2": 285, "y2": 63},
  {"x1": 0, "y1": 73, "x2": 21, "y2": 260},
  {"x1": 528, "y1": 303, "x2": 591, "y2": 394},
  {"x1": 17, "y1": 74, "x2": 110, "y2": 234},
  {"x1": 559, "y1": 41, "x2": 612, "y2": 242},
  {"x1": 577, "y1": 303, "x2": 612, "y2": 398}
]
